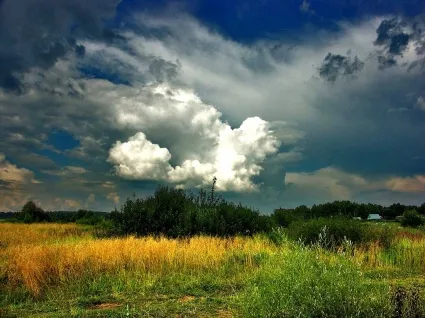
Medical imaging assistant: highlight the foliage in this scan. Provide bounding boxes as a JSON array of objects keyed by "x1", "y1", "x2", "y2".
[
  {"x1": 272, "y1": 206, "x2": 305, "y2": 227},
  {"x1": 3, "y1": 228, "x2": 273, "y2": 297},
  {"x1": 110, "y1": 181, "x2": 273, "y2": 237},
  {"x1": 361, "y1": 223, "x2": 397, "y2": 248},
  {"x1": 241, "y1": 248, "x2": 392, "y2": 318},
  {"x1": 285, "y1": 218, "x2": 396, "y2": 249},
  {"x1": 401, "y1": 210, "x2": 424, "y2": 228},
  {"x1": 16, "y1": 201, "x2": 50, "y2": 223},
  {"x1": 4, "y1": 223, "x2": 425, "y2": 317},
  {"x1": 75, "y1": 210, "x2": 104, "y2": 225},
  {"x1": 272, "y1": 201, "x2": 425, "y2": 224}
]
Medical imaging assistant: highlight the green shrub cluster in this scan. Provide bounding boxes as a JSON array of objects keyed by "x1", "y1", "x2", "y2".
[
  {"x1": 401, "y1": 210, "x2": 424, "y2": 228},
  {"x1": 16, "y1": 201, "x2": 51, "y2": 223},
  {"x1": 285, "y1": 218, "x2": 396, "y2": 249},
  {"x1": 109, "y1": 183, "x2": 274, "y2": 237},
  {"x1": 74, "y1": 210, "x2": 104, "y2": 225}
]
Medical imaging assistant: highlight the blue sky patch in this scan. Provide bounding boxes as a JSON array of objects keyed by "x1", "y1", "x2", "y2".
[{"x1": 47, "y1": 130, "x2": 80, "y2": 151}]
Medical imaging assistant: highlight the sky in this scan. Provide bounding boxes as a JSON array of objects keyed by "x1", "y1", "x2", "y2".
[{"x1": 1, "y1": 0, "x2": 425, "y2": 213}]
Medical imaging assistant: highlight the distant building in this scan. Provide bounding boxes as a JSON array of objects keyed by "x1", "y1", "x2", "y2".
[
  {"x1": 395, "y1": 215, "x2": 403, "y2": 222},
  {"x1": 353, "y1": 217, "x2": 362, "y2": 221},
  {"x1": 367, "y1": 214, "x2": 382, "y2": 221}
]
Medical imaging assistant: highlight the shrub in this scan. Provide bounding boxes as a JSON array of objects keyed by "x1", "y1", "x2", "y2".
[
  {"x1": 241, "y1": 248, "x2": 392, "y2": 318},
  {"x1": 285, "y1": 218, "x2": 395, "y2": 249},
  {"x1": 271, "y1": 209, "x2": 302, "y2": 227},
  {"x1": 361, "y1": 223, "x2": 396, "y2": 248},
  {"x1": 110, "y1": 183, "x2": 273, "y2": 237},
  {"x1": 401, "y1": 210, "x2": 424, "y2": 228},
  {"x1": 286, "y1": 218, "x2": 364, "y2": 248},
  {"x1": 266, "y1": 227, "x2": 289, "y2": 246},
  {"x1": 16, "y1": 201, "x2": 50, "y2": 223}
]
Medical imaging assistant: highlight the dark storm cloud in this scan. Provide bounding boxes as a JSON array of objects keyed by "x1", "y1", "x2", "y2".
[
  {"x1": 317, "y1": 16, "x2": 425, "y2": 76},
  {"x1": 317, "y1": 53, "x2": 365, "y2": 82},
  {"x1": 377, "y1": 55, "x2": 397, "y2": 70},
  {"x1": 374, "y1": 19, "x2": 410, "y2": 55},
  {"x1": 0, "y1": 0, "x2": 122, "y2": 91},
  {"x1": 148, "y1": 58, "x2": 181, "y2": 83},
  {"x1": 373, "y1": 17, "x2": 425, "y2": 70},
  {"x1": 372, "y1": 18, "x2": 410, "y2": 69}
]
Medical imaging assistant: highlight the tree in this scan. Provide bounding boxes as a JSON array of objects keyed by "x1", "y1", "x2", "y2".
[
  {"x1": 354, "y1": 204, "x2": 369, "y2": 220},
  {"x1": 401, "y1": 210, "x2": 424, "y2": 228},
  {"x1": 418, "y1": 203, "x2": 425, "y2": 215},
  {"x1": 17, "y1": 200, "x2": 50, "y2": 223}
]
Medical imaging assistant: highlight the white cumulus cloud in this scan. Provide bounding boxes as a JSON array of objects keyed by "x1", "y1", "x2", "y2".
[
  {"x1": 108, "y1": 132, "x2": 172, "y2": 180},
  {"x1": 107, "y1": 84, "x2": 281, "y2": 191}
]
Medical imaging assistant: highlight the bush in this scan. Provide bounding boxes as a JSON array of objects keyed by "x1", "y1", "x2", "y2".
[
  {"x1": 285, "y1": 218, "x2": 395, "y2": 249},
  {"x1": 16, "y1": 201, "x2": 50, "y2": 223},
  {"x1": 74, "y1": 210, "x2": 105, "y2": 226},
  {"x1": 241, "y1": 248, "x2": 392, "y2": 318},
  {"x1": 361, "y1": 223, "x2": 396, "y2": 248},
  {"x1": 110, "y1": 183, "x2": 273, "y2": 238},
  {"x1": 271, "y1": 209, "x2": 302, "y2": 227},
  {"x1": 286, "y1": 218, "x2": 364, "y2": 248},
  {"x1": 75, "y1": 215, "x2": 103, "y2": 225},
  {"x1": 401, "y1": 210, "x2": 424, "y2": 228},
  {"x1": 266, "y1": 227, "x2": 289, "y2": 246}
]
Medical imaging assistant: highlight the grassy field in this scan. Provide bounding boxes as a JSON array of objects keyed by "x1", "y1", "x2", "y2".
[{"x1": 2, "y1": 222, "x2": 425, "y2": 317}]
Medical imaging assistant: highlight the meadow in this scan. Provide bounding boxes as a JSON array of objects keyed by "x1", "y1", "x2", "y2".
[{"x1": 2, "y1": 222, "x2": 425, "y2": 317}]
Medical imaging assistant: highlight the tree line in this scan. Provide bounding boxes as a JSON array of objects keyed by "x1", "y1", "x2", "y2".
[
  {"x1": 10, "y1": 201, "x2": 108, "y2": 225},
  {"x1": 273, "y1": 201, "x2": 425, "y2": 227},
  {"x1": 8, "y1": 180, "x2": 425, "y2": 235}
]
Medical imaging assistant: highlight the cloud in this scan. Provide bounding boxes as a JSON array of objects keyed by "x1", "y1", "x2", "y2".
[
  {"x1": 8, "y1": 152, "x2": 57, "y2": 170},
  {"x1": 0, "y1": 153, "x2": 40, "y2": 186},
  {"x1": 372, "y1": 17, "x2": 425, "y2": 70},
  {"x1": 0, "y1": 0, "x2": 122, "y2": 91},
  {"x1": 43, "y1": 166, "x2": 89, "y2": 177},
  {"x1": 416, "y1": 96, "x2": 425, "y2": 111},
  {"x1": 102, "y1": 181, "x2": 116, "y2": 189},
  {"x1": 1, "y1": 10, "x2": 425, "y2": 210},
  {"x1": 87, "y1": 193, "x2": 96, "y2": 202},
  {"x1": 386, "y1": 176, "x2": 425, "y2": 192},
  {"x1": 374, "y1": 18, "x2": 410, "y2": 56},
  {"x1": 46, "y1": 198, "x2": 82, "y2": 210},
  {"x1": 285, "y1": 166, "x2": 425, "y2": 204},
  {"x1": 108, "y1": 132, "x2": 173, "y2": 180},
  {"x1": 317, "y1": 52, "x2": 365, "y2": 82},
  {"x1": 0, "y1": 153, "x2": 41, "y2": 210},
  {"x1": 64, "y1": 199, "x2": 81, "y2": 209},
  {"x1": 107, "y1": 192, "x2": 120, "y2": 204},
  {"x1": 167, "y1": 116, "x2": 280, "y2": 191},
  {"x1": 107, "y1": 84, "x2": 281, "y2": 191},
  {"x1": 285, "y1": 167, "x2": 371, "y2": 200},
  {"x1": 300, "y1": 0, "x2": 315, "y2": 16}
]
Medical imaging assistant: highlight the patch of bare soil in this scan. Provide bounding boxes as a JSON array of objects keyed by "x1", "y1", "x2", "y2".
[
  {"x1": 178, "y1": 295, "x2": 196, "y2": 303},
  {"x1": 89, "y1": 302, "x2": 122, "y2": 310}
]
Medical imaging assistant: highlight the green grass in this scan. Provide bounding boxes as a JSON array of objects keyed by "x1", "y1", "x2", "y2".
[
  {"x1": 3, "y1": 223, "x2": 425, "y2": 317},
  {"x1": 1, "y1": 269, "x2": 242, "y2": 317},
  {"x1": 4, "y1": 246, "x2": 425, "y2": 318},
  {"x1": 241, "y1": 247, "x2": 394, "y2": 318}
]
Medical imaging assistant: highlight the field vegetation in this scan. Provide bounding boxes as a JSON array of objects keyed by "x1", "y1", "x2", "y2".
[
  {"x1": 2, "y1": 221, "x2": 425, "y2": 317},
  {"x1": 2, "y1": 183, "x2": 425, "y2": 317}
]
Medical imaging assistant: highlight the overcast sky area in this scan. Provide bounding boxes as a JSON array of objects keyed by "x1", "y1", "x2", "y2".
[{"x1": 1, "y1": 0, "x2": 425, "y2": 212}]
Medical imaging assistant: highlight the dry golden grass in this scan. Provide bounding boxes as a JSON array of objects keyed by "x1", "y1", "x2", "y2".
[
  {"x1": 0, "y1": 223, "x2": 93, "y2": 295},
  {"x1": 0, "y1": 223, "x2": 90, "y2": 247},
  {"x1": 352, "y1": 233, "x2": 425, "y2": 271},
  {"x1": 4, "y1": 222, "x2": 425, "y2": 300},
  {"x1": 2, "y1": 224, "x2": 275, "y2": 297}
]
